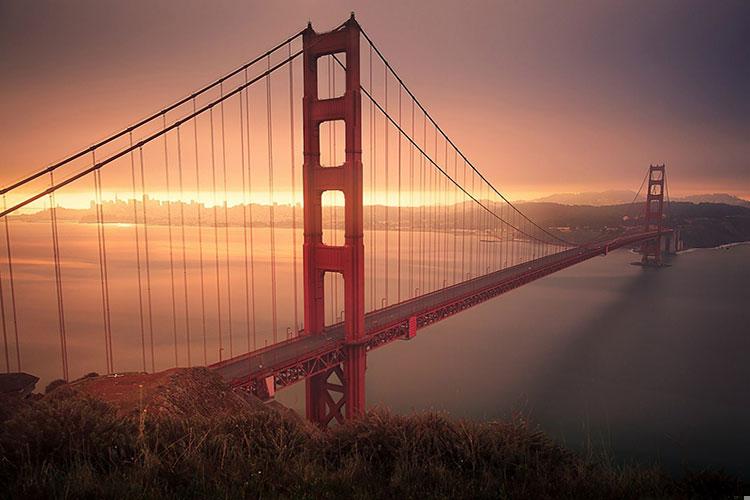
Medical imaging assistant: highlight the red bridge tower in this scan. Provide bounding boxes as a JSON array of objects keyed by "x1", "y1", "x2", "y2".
[
  {"x1": 302, "y1": 15, "x2": 366, "y2": 426},
  {"x1": 641, "y1": 164, "x2": 666, "y2": 266}
]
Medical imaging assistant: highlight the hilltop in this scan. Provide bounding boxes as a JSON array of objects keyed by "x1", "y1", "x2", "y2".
[
  {"x1": 0, "y1": 368, "x2": 744, "y2": 498},
  {"x1": 522, "y1": 191, "x2": 750, "y2": 208},
  {"x1": 516, "y1": 201, "x2": 750, "y2": 248}
]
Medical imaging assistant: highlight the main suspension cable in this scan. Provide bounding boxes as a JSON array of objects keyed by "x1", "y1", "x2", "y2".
[
  {"x1": 356, "y1": 27, "x2": 573, "y2": 247},
  {"x1": 358, "y1": 80, "x2": 558, "y2": 246},
  {"x1": 1, "y1": 50, "x2": 304, "y2": 219},
  {"x1": 0, "y1": 29, "x2": 306, "y2": 197}
]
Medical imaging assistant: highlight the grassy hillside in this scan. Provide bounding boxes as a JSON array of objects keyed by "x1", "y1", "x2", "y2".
[{"x1": 0, "y1": 370, "x2": 744, "y2": 499}]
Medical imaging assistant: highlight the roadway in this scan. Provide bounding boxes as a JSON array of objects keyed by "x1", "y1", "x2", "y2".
[{"x1": 211, "y1": 230, "x2": 660, "y2": 391}]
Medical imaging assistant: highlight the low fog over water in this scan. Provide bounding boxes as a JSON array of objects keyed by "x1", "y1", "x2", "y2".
[{"x1": 281, "y1": 244, "x2": 750, "y2": 478}]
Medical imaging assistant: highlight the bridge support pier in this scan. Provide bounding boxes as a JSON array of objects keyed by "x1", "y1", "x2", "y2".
[{"x1": 302, "y1": 15, "x2": 366, "y2": 426}]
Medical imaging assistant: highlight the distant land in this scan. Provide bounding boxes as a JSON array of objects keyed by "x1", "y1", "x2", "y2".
[
  {"x1": 522, "y1": 191, "x2": 750, "y2": 208},
  {"x1": 10, "y1": 195, "x2": 750, "y2": 250}
]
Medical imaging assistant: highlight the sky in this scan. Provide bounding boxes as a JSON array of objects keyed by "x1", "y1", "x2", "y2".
[{"x1": 1, "y1": 0, "x2": 749, "y2": 201}]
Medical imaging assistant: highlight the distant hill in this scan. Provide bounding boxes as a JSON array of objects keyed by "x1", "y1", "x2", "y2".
[
  {"x1": 516, "y1": 201, "x2": 750, "y2": 248},
  {"x1": 526, "y1": 190, "x2": 638, "y2": 206},
  {"x1": 675, "y1": 193, "x2": 750, "y2": 208},
  {"x1": 525, "y1": 191, "x2": 750, "y2": 208}
]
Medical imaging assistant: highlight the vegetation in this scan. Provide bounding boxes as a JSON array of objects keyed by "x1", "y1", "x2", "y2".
[
  {"x1": 0, "y1": 386, "x2": 744, "y2": 499},
  {"x1": 519, "y1": 201, "x2": 750, "y2": 247}
]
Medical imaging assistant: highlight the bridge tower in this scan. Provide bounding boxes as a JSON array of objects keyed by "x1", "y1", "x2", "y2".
[
  {"x1": 641, "y1": 164, "x2": 666, "y2": 266},
  {"x1": 302, "y1": 15, "x2": 366, "y2": 426}
]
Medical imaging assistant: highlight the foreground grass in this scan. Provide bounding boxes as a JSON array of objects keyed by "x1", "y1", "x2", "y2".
[{"x1": 0, "y1": 388, "x2": 743, "y2": 499}]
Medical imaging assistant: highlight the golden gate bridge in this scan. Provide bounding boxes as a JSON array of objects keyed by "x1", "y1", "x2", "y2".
[{"x1": 0, "y1": 15, "x2": 674, "y2": 426}]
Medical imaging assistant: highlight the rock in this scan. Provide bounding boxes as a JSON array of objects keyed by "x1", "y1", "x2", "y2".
[{"x1": 0, "y1": 372, "x2": 39, "y2": 397}]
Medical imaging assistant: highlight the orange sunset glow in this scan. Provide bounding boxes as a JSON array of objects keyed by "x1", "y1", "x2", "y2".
[{"x1": 1, "y1": 2, "x2": 749, "y2": 497}]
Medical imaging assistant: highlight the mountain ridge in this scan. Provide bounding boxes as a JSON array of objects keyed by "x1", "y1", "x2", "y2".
[{"x1": 520, "y1": 191, "x2": 750, "y2": 207}]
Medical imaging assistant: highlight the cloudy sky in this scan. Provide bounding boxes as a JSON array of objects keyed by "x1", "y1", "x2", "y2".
[{"x1": 1, "y1": 0, "x2": 748, "y2": 200}]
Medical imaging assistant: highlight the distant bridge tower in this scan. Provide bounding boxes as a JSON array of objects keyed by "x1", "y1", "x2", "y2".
[
  {"x1": 641, "y1": 164, "x2": 666, "y2": 265},
  {"x1": 302, "y1": 15, "x2": 366, "y2": 426}
]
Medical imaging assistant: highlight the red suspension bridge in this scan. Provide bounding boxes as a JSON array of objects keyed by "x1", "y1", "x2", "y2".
[{"x1": 0, "y1": 15, "x2": 675, "y2": 426}]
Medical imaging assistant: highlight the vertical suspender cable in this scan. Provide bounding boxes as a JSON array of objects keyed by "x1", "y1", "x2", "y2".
[
  {"x1": 383, "y1": 64, "x2": 389, "y2": 306},
  {"x1": 434, "y1": 139, "x2": 440, "y2": 287},
  {"x1": 162, "y1": 115, "x2": 179, "y2": 367},
  {"x1": 428, "y1": 154, "x2": 439, "y2": 291},
  {"x1": 93, "y1": 153, "x2": 113, "y2": 373},
  {"x1": 93, "y1": 166, "x2": 107, "y2": 371},
  {"x1": 420, "y1": 113, "x2": 426, "y2": 294},
  {"x1": 267, "y1": 55, "x2": 278, "y2": 342},
  {"x1": 490, "y1": 198, "x2": 496, "y2": 270},
  {"x1": 438, "y1": 141, "x2": 444, "y2": 286},
  {"x1": 209, "y1": 107, "x2": 223, "y2": 361},
  {"x1": 512, "y1": 206, "x2": 517, "y2": 267},
  {"x1": 397, "y1": 85, "x2": 402, "y2": 303},
  {"x1": 193, "y1": 100, "x2": 208, "y2": 364},
  {"x1": 239, "y1": 72, "x2": 251, "y2": 349},
  {"x1": 493, "y1": 199, "x2": 498, "y2": 271},
  {"x1": 49, "y1": 172, "x2": 68, "y2": 380},
  {"x1": 371, "y1": 53, "x2": 378, "y2": 309},
  {"x1": 289, "y1": 43, "x2": 300, "y2": 333},
  {"x1": 409, "y1": 98, "x2": 415, "y2": 298},
  {"x1": 443, "y1": 139, "x2": 449, "y2": 286},
  {"x1": 129, "y1": 133, "x2": 147, "y2": 371},
  {"x1": 502, "y1": 202, "x2": 508, "y2": 268},
  {"x1": 428, "y1": 156, "x2": 435, "y2": 290},
  {"x1": 2, "y1": 196, "x2": 20, "y2": 371},
  {"x1": 477, "y1": 181, "x2": 487, "y2": 276},
  {"x1": 369, "y1": 45, "x2": 375, "y2": 311},
  {"x1": 468, "y1": 169, "x2": 475, "y2": 278},
  {"x1": 101, "y1": 170, "x2": 113, "y2": 369},
  {"x1": 0, "y1": 270, "x2": 8, "y2": 372},
  {"x1": 138, "y1": 147, "x2": 156, "y2": 372},
  {"x1": 461, "y1": 160, "x2": 467, "y2": 281},
  {"x1": 451, "y1": 149, "x2": 459, "y2": 284},
  {"x1": 176, "y1": 126, "x2": 191, "y2": 366},
  {"x1": 220, "y1": 83, "x2": 234, "y2": 358},
  {"x1": 484, "y1": 184, "x2": 489, "y2": 273},
  {"x1": 243, "y1": 72, "x2": 258, "y2": 350}
]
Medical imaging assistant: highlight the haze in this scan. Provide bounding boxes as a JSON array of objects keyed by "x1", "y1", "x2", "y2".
[{"x1": 1, "y1": 0, "x2": 748, "y2": 199}]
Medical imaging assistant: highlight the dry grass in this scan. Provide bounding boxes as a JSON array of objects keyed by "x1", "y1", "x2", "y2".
[{"x1": 0, "y1": 384, "x2": 744, "y2": 499}]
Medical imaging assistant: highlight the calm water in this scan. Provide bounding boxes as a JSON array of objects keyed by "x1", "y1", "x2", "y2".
[
  {"x1": 1, "y1": 221, "x2": 538, "y2": 380},
  {"x1": 279, "y1": 244, "x2": 750, "y2": 478},
  {"x1": 4, "y1": 220, "x2": 749, "y2": 477}
]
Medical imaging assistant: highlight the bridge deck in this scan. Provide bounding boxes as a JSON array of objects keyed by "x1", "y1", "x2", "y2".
[{"x1": 211, "y1": 231, "x2": 661, "y2": 396}]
